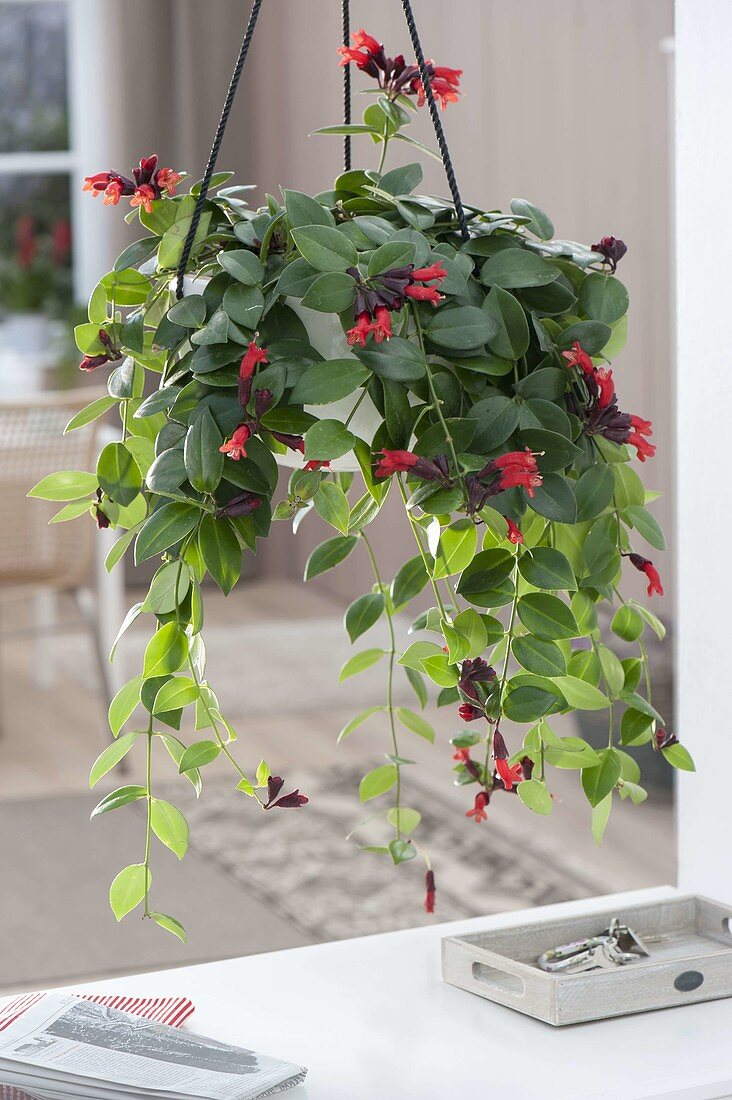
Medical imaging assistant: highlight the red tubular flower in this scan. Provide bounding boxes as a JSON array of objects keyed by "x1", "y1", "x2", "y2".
[
  {"x1": 404, "y1": 283, "x2": 443, "y2": 305},
  {"x1": 375, "y1": 449, "x2": 450, "y2": 483},
  {"x1": 346, "y1": 311, "x2": 374, "y2": 348},
  {"x1": 103, "y1": 179, "x2": 125, "y2": 206},
  {"x1": 83, "y1": 172, "x2": 112, "y2": 193},
  {"x1": 372, "y1": 305, "x2": 393, "y2": 342},
  {"x1": 627, "y1": 414, "x2": 655, "y2": 462},
  {"x1": 337, "y1": 28, "x2": 383, "y2": 68},
  {"x1": 466, "y1": 791, "x2": 489, "y2": 823},
  {"x1": 496, "y1": 758, "x2": 523, "y2": 791},
  {"x1": 303, "y1": 460, "x2": 330, "y2": 472},
  {"x1": 595, "y1": 367, "x2": 616, "y2": 409},
  {"x1": 219, "y1": 423, "x2": 252, "y2": 461},
  {"x1": 424, "y1": 869, "x2": 436, "y2": 914},
  {"x1": 458, "y1": 703, "x2": 483, "y2": 723},
  {"x1": 130, "y1": 184, "x2": 156, "y2": 213},
  {"x1": 238, "y1": 340, "x2": 268, "y2": 408},
  {"x1": 156, "y1": 167, "x2": 183, "y2": 196},
  {"x1": 453, "y1": 746, "x2": 472, "y2": 763},
  {"x1": 505, "y1": 518, "x2": 524, "y2": 545},
  {"x1": 411, "y1": 261, "x2": 447, "y2": 283},
  {"x1": 562, "y1": 341, "x2": 594, "y2": 376},
  {"x1": 412, "y1": 64, "x2": 462, "y2": 110},
  {"x1": 628, "y1": 553, "x2": 664, "y2": 597},
  {"x1": 492, "y1": 448, "x2": 543, "y2": 497}
]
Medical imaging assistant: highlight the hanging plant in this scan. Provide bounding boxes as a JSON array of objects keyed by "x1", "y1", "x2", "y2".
[{"x1": 30, "y1": 23, "x2": 691, "y2": 940}]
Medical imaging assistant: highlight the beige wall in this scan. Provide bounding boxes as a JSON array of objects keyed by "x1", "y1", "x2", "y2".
[{"x1": 99, "y1": 0, "x2": 675, "y2": 604}]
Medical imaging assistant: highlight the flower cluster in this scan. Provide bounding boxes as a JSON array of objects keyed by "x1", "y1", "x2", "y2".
[
  {"x1": 346, "y1": 261, "x2": 447, "y2": 348},
  {"x1": 374, "y1": 449, "x2": 451, "y2": 483},
  {"x1": 465, "y1": 449, "x2": 543, "y2": 513},
  {"x1": 219, "y1": 341, "x2": 306, "y2": 462},
  {"x1": 83, "y1": 154, "x2": 182, "y2": 213},
  {"x1": 563, "y1": 342, "x2": 655, "y2": 462},
  {"x1": 79, "y1": 328, "x2": 122, "y2": 373},
  {"x1": 338, "y1": 29, "x2": 461, "y2": 110}
]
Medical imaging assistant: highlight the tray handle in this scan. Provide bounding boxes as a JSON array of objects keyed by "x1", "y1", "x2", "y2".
[{"x1": 470, "y1": 960, "x2": 526, "y2": 997}]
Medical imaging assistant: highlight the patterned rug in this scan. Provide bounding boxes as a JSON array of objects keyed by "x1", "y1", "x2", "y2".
[{"x1": 164, "y1": 765, "x2": 609, "y2": 943}]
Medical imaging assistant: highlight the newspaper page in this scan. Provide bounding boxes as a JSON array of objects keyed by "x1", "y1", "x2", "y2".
[{"x1": 0, "y1": 994, "x2": 306, "y2": 1100}]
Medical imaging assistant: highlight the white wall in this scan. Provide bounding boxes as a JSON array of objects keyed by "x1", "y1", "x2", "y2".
[{"x1": 675, "y1": 0, "x2": 732, "y2": 899}]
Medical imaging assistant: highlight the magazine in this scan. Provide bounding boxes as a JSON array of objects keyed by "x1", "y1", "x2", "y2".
[{"x1": 0, "y1": 993, "x2": 306, "y2": 1100}]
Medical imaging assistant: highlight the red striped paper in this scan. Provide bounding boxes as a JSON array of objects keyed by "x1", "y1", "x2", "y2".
[{"x1": 0, "y1": 993, "x2": 195, "y2": 1100}]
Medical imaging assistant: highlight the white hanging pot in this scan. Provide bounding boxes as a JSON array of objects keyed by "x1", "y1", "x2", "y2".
[{"x1": 277, "y1": 300, "x2": 382, "y2": 473}]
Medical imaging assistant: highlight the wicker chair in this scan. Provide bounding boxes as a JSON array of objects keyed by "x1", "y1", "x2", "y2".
[{"x1": 0, "y1": 388, "x2": 116, "y2": 734}]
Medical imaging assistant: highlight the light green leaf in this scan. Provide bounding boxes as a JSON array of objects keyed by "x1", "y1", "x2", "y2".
[
  {"x1": 433, "y1": 520, "x2": 477, "y2": 579},
  {"x1": 179, "y1": 740, "x2": 221, "y2": 772},
  {"x1": 91, "y1": 785, "x2": 147, "y2": 818},
  {"x1": 108, "y1": 675, "x2": 143, "y2": 736},
  {"x1": 109, "y1": 863, "x2": 151, "y2": 921},
  {"x1": 153, "y1": 676, "x2": 200, "y2": 713},
  {"x1": 387, "y1": 807, "x2": 422, "y2": 835},
  {"x1": 517, "y1": 778, "x2": 553, "y2": 815},
  {"x1": 582, "y1": 748, "x2": 621, "y2": 806},
  {"x1": 314, "y1": 482, "x2": 350, "y2": 534},
  {"x1": 396, "y1": 707, "x2": 435, "y2": 742},
  {"x1": 143, "y1": 623, "x2": 188, "y2": 678},
  {"x1": 151, "y1": 799, "x2": 189, "y2": 859},
  {"x1": 338, "y1": 706, "x2": 384, "y2": 742},
  {"x1": 591, "y1": 794, "x2": 613, "y2": 845},
  {"x1": 89, "y1": 731, "x2": 142, "y2": 788},
  {"x1": 304, "y1": 535, "x2": 358, "y2": 580},
  {"x1": 339, "y1": 649, "x2": 385, "y2": 682},
  {"x1": 662, "y1": 743, "x2": 696, "y2": 772},
  {"x1": 345, "y1": 592, "x2": 385, "y2": 642},
  {"x1": 359, "y1": 764, "x2": 398, "y2": 802},
  {"x1": 149, "y1": 911, "x2": 187, "y2": 943},
  {"x1": 64, "y1": 396, "x2": 117, "y2": 434},
  {"x1": 28, "y1": 470, "x2": 98, "y2": 502},
  {"x1": 553, "y1": 675, "x2": 610, "y2": 710}
]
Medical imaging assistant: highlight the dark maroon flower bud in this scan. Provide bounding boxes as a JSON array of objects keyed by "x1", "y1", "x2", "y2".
[
  {"x1": 79, "y1": 353, "x2": 111, "y2": 372},
  {"x1": 458, "y1": 657, "x2": 496, "y2": 702},
  {"x1": 270, "y1": 432, "x2": 305, "y2": 454},
  {"x1": 215, "y1": 492, "x2": 262, "y2": 519},
  {"x1": 254, "y1": 388, "x2": 273, "y2": 420},
  {"x1": 424, "y1": 869, "x2": 436, "y2": 913},
  {"x1": 492, "y1": 728, "x2": 508, "y2": 761},
  {"x1": 458, "y1": 703, "x2": 483, "y2": 722},
  {"x1": 95, "y1": 506, "x2": 110, "y2": 529},
  {"x1": 263, "y1": 774, "x2": 309, "y2": 809},
  {"x1": 591, "y1": 235, "x2": 627, "y2": 273},
  {"x1": 266, "y1": 776, "x2": 285, "y2": 803},
  {"x1": 520, "y1": 756, "x2": 535, "y2": 781},
  {"x1": 655, "y1": 728, "x2": 679, "y2": 750}
]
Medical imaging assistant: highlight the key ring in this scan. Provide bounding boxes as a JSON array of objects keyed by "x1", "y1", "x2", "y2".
[{"x1": 537, "y1": 916, "x2": 651, "y2": 974}]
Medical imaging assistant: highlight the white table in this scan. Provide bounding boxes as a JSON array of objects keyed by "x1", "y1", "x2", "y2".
[{"x1": 59, "y1": 887, "x2": 732, "y2": 1100}]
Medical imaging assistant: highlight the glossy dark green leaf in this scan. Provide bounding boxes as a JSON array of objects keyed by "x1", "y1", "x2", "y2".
[
  {"x1": 557, "y1": 321, "x2": 611, "y2": 356},
  {"x1": 167, "y1": 294, "x2": 206, "y2": 328},
  {"x1": 135, "y1": 503, "x2": 200, "y2": 564},
  {"x1": 198, "y1": 514, "x2": 242, "y2": 594},
  {"x1": 222, "y1": 284, "x2": 264, "y2": 328},
  {"x1": 519, "y1": 429, "x2": 583, "y2": 472},
  {"x1": 97, "y1": 442, "x2": 142, "y2": 507},
  {"x1": 581, "y1": 748, "x2": 621, "y2": 807},
  {"x1": 513, "y1": 368, "x2": 567, "y2": 401},
  {"x1": 517, "y1": 593, "x2": 579, "y2": 640},
  {"x1": 467, "y1": 395, "x2": 520, "y2": 450},
  {"x1": 304, "y1": 420, "x2": 356, "y2": 460},
  {"x1": 510, "y1": 198, "x2": 554, "y2": 240},
  {"x1": 217, "y1": 249, "x2": 264, "y2": 285},
  {"x1": 184, "y1": 408, "x2": 224, "y2": 493},
  {"x1": 301, "y1": 271, "x2": 356, "y2": 313},
  {"x1": 574, "y1": 465, "x2": 615, "y2": 521},
  {"x1": 356, "y1": 336, "x2": 426, "y2": 381},
  {"x1": 483, "y1": 287, "x2": 530, "y2": 359},
  {"x1": 304, "y1": 535, "x2": 358, "y2": 580},
  {"x1": 425, "y1": 306, "x2": 499, "y2": 350},
  {"x1": 345, "y1": 592, "x2": 385, "y2": 642},
  {"x1": 291, "y1": 359, "x2": 369, "y2": 405},
  {"x1": 518, "y1": 546, "x2": 576, "y2": 591},
  {"x1": 527, "y1": 473, "x2": 577, "y2": 523},
  {"x1": 284, "y1": 189, "x2": 336, "y2": 229},
  {"x1": 291, "y1": 224, "x2": 358, "y2": 272},
  {"x1": 391, "y1": 555, "x2": 429, "y2": 607},
  {"x1": 578, "y1": 273, "x2": 629, "y2": 325},
  {"x1": 480, "y1": 249, "x2": 558, "y2": 289},
  {"x1": 621, "y1": 505, "x2": 666, "y2": 551},
  {"x1": 512, "y1": 636, "x2": 567, "y2": 677}
]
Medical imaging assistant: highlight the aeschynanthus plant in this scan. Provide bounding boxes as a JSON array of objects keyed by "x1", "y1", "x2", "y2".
[{"x1": 30, "y1": 28, "x2": 691, "y2": 936}]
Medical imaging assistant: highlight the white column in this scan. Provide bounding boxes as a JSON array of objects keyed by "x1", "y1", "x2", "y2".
[{"x1": 675, "y1": 0, "x2": 732, "y2": 899}]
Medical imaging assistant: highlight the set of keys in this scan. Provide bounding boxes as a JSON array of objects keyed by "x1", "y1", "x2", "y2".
[{"x1": 537, "y1": 917, "x2": 666, "y2": 974}]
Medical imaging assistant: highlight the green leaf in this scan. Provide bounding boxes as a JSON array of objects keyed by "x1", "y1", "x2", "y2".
[
  {"x1": 359, "y1": 764, "x2": 398, "y2": 802},
  {"x1": 339, "y1": 649, "x2": 385, "y2": 682},
  {"x1": 544, "y1": 735, "x2": 600, "y2": 769},
  {"x1": 217, "y1": 249, "x2": 264, "y2": 285},
  {"x1": 222, "y1": 283, "x2": 264, "y2": 328},
  {"x1": 518, "y1": 547, "x2": 576, "y2": 591},
  {"x1": 314, "y1": 482, "x2": 350, "y2": 534},
  {"x1": 399, "y1": 640, "x2": 443, "y2": 671},
  {"x1": 153, "y1": 676, "x2": 199, "y2": 713},
  {"x1": 135, "y1": 503, "x2": 200, "y2": 564},
  {"x1": 291, "y1": 359, "x2": 369, "y2": 405},
  {"x1": 337, "y1": 705, "x2": 384, "y2": 742},
  {"x1": 89, "y1": 731, "x2": 141, "y2": 787},
  {"x1": 109, "y1": 863, "x2": 150, "y2": 921},
  {"x1": 513, "y1": 367, "x2": 567, "y2": 401},
  {"x1": 184, "y1": 408, "x2": 224, "y2": 493},
  {"x1": 621, "y1": 505, "x2": 666, "y2": 551},
  {"x1": 388, "y1": 838, "x2": 417, "y2": 864},
  {"x1": 167, "y1": 294, "x2": 206, "y2": 327},
  {"x1": 618, "y1": 690, "x2": 664, "y2": 724},
  {"x1": 592, "y1": 794, "x2": 613, "y2": 845},
  {"x1": 528, "y1": 472, "x2": 577, "y2": 523},
  {"x1": 49, "y1": 499, "x2": 93, "y2": 524},
  {"x1": 91, "y1": 785, "x2": 147, "y2": 818},
  {"x1": 519, "y1": 429, "x2": 583, "y2": 472},
  {"x1": 301, "y1": 271, "x2": 356, "y2": 313},
  {"x1": 578, "y1": 273, "x2": 629, "y2": 325},
  {"x1": 179, "y1": 740, "x2": 221, "y2": 772},
  {"x1": 143, "y1": 623, "x2": 188, "y2": 678},
  {"x1": 557, "y1": 320, "x2": 611, "y2": 356},
  {"x1": 574, "y1": 465, "x2": 615, "y2": 521},
  {"x1": 64, "y1": 395, "x2": 117, "y2": 434},
  {"x1": 631, "y1": 601, "x2": 666, "y2": 640},
  {"x1": 356, "y1": 336, "x2": 426, "y2": 381},
  {"x1": 434, "y1": 520, "x2": 477, "y2": 579},
  {"x1": 345, "y1": 592, "x2": 385, "y2": 642},
  {"x1": 159, "y1": 733, "x2": 202, "y2": 795},
  {"x1": 512, "y1": 636, "x2": 566, "y2": 677},
  {"x1": 391, "y1": 555, "x2": 428, "y2": 607},
  {"x1": 397, "y1": 707, "x2": 435, "y2": 742},
  {"x1": 611, "y1": 604, "x2": 644, "y2": 642},
  {"x1": 386, "y1": 807, "x2": 422, "y2": 835},
  {"x1": 518, "y1": 778, "x2": 553, "y2": 814},
  {"x1": 151, "y1": 799, "x2": 189, "y2": 859},
  {"x1": 367, "y1": 240, "x2": 416, "y2": 276},
  {"x1": 597, "y1": 645, "x2": 625, "y2": 697},
  {"x1": 582, "y1": 748, "x2": 621, "y2": 806},
  {"x1": 292, "y1": 224, "x2": 358, "y2": 272},
  {"x1": 405, "y1": 666, "x2": 428, "y2": 708},
  {"x1": 483, "y1": 287, "x2": 530, "y2": 359},
  {"x1": 304, "y1": 535, "x2": 358, "y2": 580},
  {"x1": 510, "y1": 198, "x2": 554, "y2": 240},
  {"x1": 143, "y1": 561, "x2": 190, "y2": 615},
  {"x1": 613, "y1": 463, "x2": 645, "y2": 508},
  {"x1": 453, "y1": 608, "x2": 488, "y2": 657},
  {"x1": 503, "y1": 684, "x2": 559, "y2": 722},
  {"x1": 108, "y1": 675, "x2": 143, "y2": 736},
  {"x1": 198, "y1": 514, "x2": 242, "y2": 594},
  {"x1": 620, "y1": 708, "x2": 653, "y2": 746},
  {"x1": 28, "y1": 470, "x2": 98, "y2": 502},
  {"x1": 149, "y1": 911, "x2": 188, "y2": 943},
  {"x1": 662, "y1": 743, "x2": 696, "y2": 772},
  {"x1": 425, "y1": 305, "x2": 499, "y2": 350},
  {"x1": 481, "y1": 249, "x2": 558, "y2": 289},
  {"x1": 420, "y1": 653, "x2": 459, "y2": 687},
  {"x1": 304, "y1": 420, "x2": 356, "y2": 461},
  {"x1": 284, "y1": 189, "x2": 336, "y2": 229},
  {"x1": 517, "y1": 593, "x2": 579, "y2": 640},
  {"x1": 553, "y1": 676, "x2": 610, "y2": 710},
  {"x1": 582, "y1": 514, "x2": 618, "y2": 577}
]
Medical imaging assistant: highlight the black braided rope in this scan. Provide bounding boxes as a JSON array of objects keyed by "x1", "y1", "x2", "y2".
[
  {"x1": 342, "y1": 0, "x2": 352, "y2": 172},
  {"x1": 400, "y1": 0, "x2": 470, "y2": 241},
  {"x1": 175, "y1": 0, "x2": 265, "y2": 299}
]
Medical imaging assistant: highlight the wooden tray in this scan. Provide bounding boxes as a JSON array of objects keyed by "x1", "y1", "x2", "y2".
[{"x1": 442, "y1": 894, "x2": 732, "y2": 1026}]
